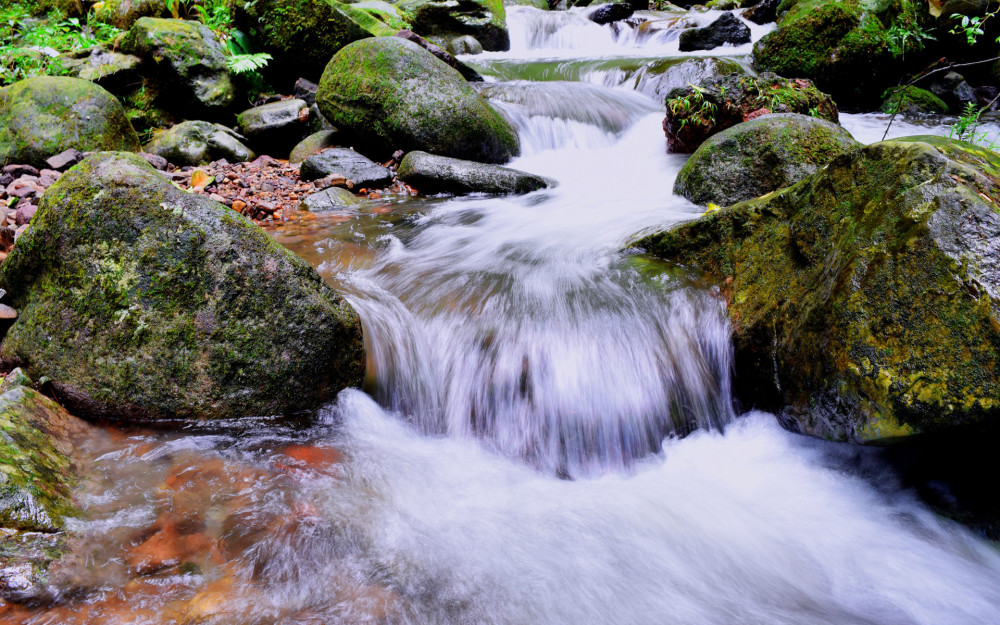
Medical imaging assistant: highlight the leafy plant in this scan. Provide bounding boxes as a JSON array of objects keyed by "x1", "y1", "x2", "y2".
[
  {"x1": 948, "y1": 101, "x2": 999, "y2": 148},
  {"x1": 887, "y1": 21, "x2": 935, "y2": 60},
  {"x1": 950, "y1": 12, "x2": 996, "y2": 46},
  {"x1": 226, "y1": 52, "x2": 271, "y2": 74}
]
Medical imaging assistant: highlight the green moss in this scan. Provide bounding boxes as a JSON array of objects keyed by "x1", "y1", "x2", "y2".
[
  {"x1": 635, "y1": 137, "x2": 1000, "y2": 442},
  {"x1": 880, "y1": 86, "x2": 949, "y2": 114},
  {"x1": 0, "y1": 152, "x2": 364, "y2": 422}
]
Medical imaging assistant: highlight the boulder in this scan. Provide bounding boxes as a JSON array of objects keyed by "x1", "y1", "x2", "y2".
[
  {"x1": 300, "y1": 187, "x2": 363, "y2": 210},
  {"x1": 678, "y1": 12, "x2": 751, "y2": 51},
  {"x1": 317, "y1": 37, "x2": 519, "y2": 163},
  {"x1": 144, "y1": 121, "x2": 255, "y2": 166},
  {"x1": 634, "y1": 136, "x2": 1000, "y2": 443},
  {"x1": 0, "y1": 77, "x2": 140, "y2": 169},
  {"x1": 300, "y1": 148, "x2": 394, "y2": 188},
  {"x1": 663, "y1": 72, "x2": 838, "y2": 153},
  {"x1": 397, "y1": 150, "x2": 549, "y2": 194},
  {"x1": 742, "y1": 0, "x2": 779, "y2": 23},
  {"x1": 588, "y1": 3, "x2": 634, "y2": 24},
  {"x1": 59, "y1": 47, "x2": 144, "y2": 92},
  {"x1": 447, "y1": 34, "x2": 484, "y2": 55},
  {"x1": 674, "y1": 113, "x2": 859, "y2": 206},
  {"x1": 236, "y1": 99, "x2": 310, "y2": 155},
  {"x1": 396, "y1": 0, "x2": 510, "y2": 52},
  {"x1": 232, "y1": 0, "x2": 402, "y2": 82},
  {"x1": 625, "y1": 57, "x2": 754, "y2": 102},
  {"x1": 394, "y1": 29, "x2": 483, "y2": 82},
  {"x1": 289, "y1": 130, "x2": 342, "y2": 163},
  {"x1": 880, "y1": 86, "x2": 950, "y2": 114},
  {"x1": 753, "y1": 0, "x2": 900, "y2": 107},
  {"x1": 121, "y1": 17, "x2": 236, "y2": 114},
  {"x1": 92, "y1": 0, "x2": 166, "y2": 29},
  {"x1": 0, "y1": 152, "x2": 365, "y2": 422}
]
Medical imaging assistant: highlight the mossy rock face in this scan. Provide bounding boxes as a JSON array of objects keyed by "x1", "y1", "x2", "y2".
[
  {"x1": 231, "y1": 0, "x2": 404, "y2": 83},
  {"x1": 630, "y1": 56, "x2": 753, "y2": 101},
  {"x1": 0, "y1": 379, "x2": 88, "y2": 533},
  {"x1": 635, "y1": 136, "x2": 1000, "y2": 443},
  {"x1": 92, "y1": 0, "x2": 167, "y2": 29},
  {"x1": 675, "y1": 113, "x2": 859, "y2": 206},
  {"x1": 396, "y1": 0, "x2": 509, "y2": 51},
  {"x1": 317, "y1": 37, "x2": 520, "y2": 163},
  {"x1": 753, "y1": 0, "x2": 901, "y2": 107},
  {"x1": 880, "y1": 86, "x2": 950, "y2": 114},
  {"x1": 144, "y1": 120, "x2": 254, "y2": 165},
  {"x1": 0, "y1": 77, "x2": 140, "y2": 168},
  {"x1": 0, "y1": 152, "x2": 365, "y2": 423},
  {"x1": 663, "y1": 72, "x2": 838, "y2": 153},
  {"x1": 121, "y1": 17, "x2": 236, "y2": 115}
]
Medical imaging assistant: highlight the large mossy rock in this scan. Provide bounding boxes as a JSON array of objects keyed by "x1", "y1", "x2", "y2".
[
  {"x1": 396, "y1": 0, "x2": 509, "y2": 51},
  {"x1": 121, "y1": 17, "x2": 236, "y2": 114},
  {"x1": 663, "y1": 72, "x2": 838, "y2": 153},
  {"x1": 753, "y1": 0, "x2": 907, "y2": 107},
  {"x1": 232, "y1": 0, "x2": 403, "y2": 83},
  {"x1": 144, "y1": 120, "x2": 255, "y2": 166},
  {"x1": 634, "y1": 136, "x2": 1000, "y2": 443},
  {"x1": 675, "y1": 113, "x2": 859, "y2": 206},
  {"x1": 880, "y1": 86, "x2": 950, "y2": 114},
  {"x1": 92, "y1": 0, "x2": 167, "y2": 29},
  {"x1": 0, "y1": 152, "x2": 365, "y2": 422},
  {"x1": 0, "y1": 77, "x2": 140, "y2": 168},
  {"x1": 317, "y1": 37, "x2": 519, "y2": 163}
]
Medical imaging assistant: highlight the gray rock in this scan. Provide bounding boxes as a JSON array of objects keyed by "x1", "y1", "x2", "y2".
[
  {"x1": 236, "y1": 99, "x2": 309, "y2": 154},
  {"x1": 300, "y1": 186, "x2": 362, "y2": 211},
  {"x1": 394, "y1": 29, "x2": 483, "y2": 82},
  {"x1": 447, "y1": 35, "x2": 484, "y2": 56},
  {"x1": 300, "y1": 148, "x2": 393, "y2": 189},
  {"x1": 678, "y1": 12, "x2": 751, "y2": 52},
  {"x1": 44, "y1": 149, "x2": 82, "y2": 171},
  {"x1": 294, "y1": 77, "x2": 319, "y2": 106},
  {"x1": 289, "y1": 130, "x2": 341, "y2": 163},
  {"x1": 588, "y1": 3, "x2": 633, "y2": 24},
  {"x1": 397, "y1": 150, "x2": 550, "y2": 195},
  {"x1": 144, "y1": 121, "x2": 255, "y2": 166}
]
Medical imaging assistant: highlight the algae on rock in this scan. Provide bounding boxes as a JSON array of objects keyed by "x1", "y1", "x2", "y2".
[
  {"x1": 0, "y1": 152, "x2": 365, "y2": 422},
  {"x1": 635, "y1": 136, "x2": 1000, "y2": 443}
]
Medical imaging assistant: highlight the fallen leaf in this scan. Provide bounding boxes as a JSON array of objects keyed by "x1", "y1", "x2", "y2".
[{"x1": 190, "y1": 170, "x2": 214, "y2": 191}]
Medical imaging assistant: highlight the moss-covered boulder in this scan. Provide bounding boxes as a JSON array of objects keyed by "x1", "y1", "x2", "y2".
[
  {"x1": 880, "y1": 86, "x2": 950, "y2": 114},
  {"x1": 675, "y1": 113, "x2": 859, "y2": 206},
  {"x1": 0, "y1": 152, "x2": 365, "y2": 422},
  {"x1": 663, "y1": 72, "x2": 838, "y2": 153},
  {"x1": 121, "y1": 17, "x2": 236, "y2": 115},
  {"x1": 231, "y1": 0, "x2": 403, "y2": 83},
  {"x1": 396, "y1": 0, "x2": 509, "y2": 51},
  {"x1": 144, "y1": 120, "x2": 254, "y2": 166},
  {"x1": 0, "y1": 77, "x2": 140, "y2": 168},
  {"x1": 752, "y1": 0, "x2": 908, "y2": 107},
  {"x1": 317, "y1": 37, "x2": 519, "y2": 163},
  {"x1": 634, "y1": 136, "x2": 1000, "y2": 443},
  {"x1": 92, "y1": 0, "x2": 167, "y2": 29}
]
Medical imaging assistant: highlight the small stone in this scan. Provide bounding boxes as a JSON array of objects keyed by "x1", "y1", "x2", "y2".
[
  {"x1": 0, "y1": 304, "x2": 16, "y2": 320},
  {"x1": 14, "y1": 204, "x2": 37, "y2": 225},
  {"x1": 294, "y1": 77, "x2": 319, "y2": 106},
  {"x1": 14, "y1": 224, "x2": 28, "y2": 241},
  {"x1": 0, "y1": 174, "x2": 12, "y2": 187},
  {"x1": 44, "y1": 148, "x2": 83, "y2": 171},
  {"x1": 232, "y1": 199, "x2": 247, "y2": 212},
  {"x1": 209, "y1": 193, "x2": 226, "y2": 203},
  {"x1": 139, "y1": 152, "x2": 170, "y2": 170},
  {"x1": 2, "y1": 164, "x2": 39, "y2": 178}
]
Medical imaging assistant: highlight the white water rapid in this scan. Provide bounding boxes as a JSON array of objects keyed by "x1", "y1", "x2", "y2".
[{"x1": 65, "y1": 7, "x2": 1000, "y2": 625}]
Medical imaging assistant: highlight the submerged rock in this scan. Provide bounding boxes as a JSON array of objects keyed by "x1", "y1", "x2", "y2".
[
  {"x1": 300, "y1": 148, "x2": 394, "y2": 188},
  {"x1": 634, "y1": 136, "x2": 1000, "y2": 443},
  {"x1": 121, "y1": 17, "x2": 236, "y2": 114},
  {"x1": 397, "y1": 150, "x2": 550, "y2": 195},
  {"x1": 144, "y1": 121, "x2": 255, "y2": 166},
  {"x1": 675, "y1": 113, "x2": 859, "y2": 206},
  {"x1": 663, "y1": 72, "x2": 838, "y2": 153},
  {"x1": 300, "y1": 186, "x2": 362, "y2": 210},
  {"x1": 0, "y1": 77, "x2": 140, "y2": 168},
  {"x1": 0, "y1": 152, "x2": 365, "y2": 422},
  {"x1": 678, "y1": 12, "x2": 751, "y2": 52},
  {"x1": 317, "y1": 37, "x2": 519, "y2": 163}
]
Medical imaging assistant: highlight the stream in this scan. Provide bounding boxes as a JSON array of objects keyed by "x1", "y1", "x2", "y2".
[{"x1": 15, "y1": 6, "x2": 1000, "y2": 624}]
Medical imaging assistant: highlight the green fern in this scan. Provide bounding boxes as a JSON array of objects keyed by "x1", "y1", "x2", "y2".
[{"x1": 226, "y1": 52, "x2": 271, "y2": 75}]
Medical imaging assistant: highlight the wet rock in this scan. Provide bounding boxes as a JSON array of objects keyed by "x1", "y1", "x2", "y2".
[
  {"x1": 397, "y1": 0, "x2": 510, "y2": 52},
  {"x1": 144, "y1": 121, "x2": 255, "y2": 166},
  {"x1": 300, "y1": 187, "x2": 362, "y2": 211},
  {"x1": 742, "y1": 0, "x2": 778, "y2": 24},
  {"x1": 447, "y1": 34, "x2": 484, "y2": 55},
  {"x1": 634, "y1": 136, "x2": 1000, "y2": 443},
  {"x1": 880, "y1": 86, "x2": 949, "y2": 115},
  {"x1": 678, "y1": 12, "x2": 750, "y2": 51},
  {"x1": 397, "y1": 150, "x2": 550, "y2": 195},
  {"x1": 232, "y1": 0, "x2": 402, "y2": 82},
  {"x1": 43, "y1": 149, "x2": 82, "y2": 172},
  {"x1": 289, "y1": 130, "x2": 341, "y2": 164},
  {"x1": 394, "y1": 29, "x2": 483, "y2": 82},
  {"x1": 293, "y1": 77, "x2": 319, "y2": 106},
  {"x1": 0, "y1": 152, "x2": 365, "y2": 422},
  {"x1": 300, "y1": 148, "x2": 393, "y2": 188},
  {"x1": 929, "y1": 71, "x2": 977, "y2": 112},
  {"x1": 121, "y1": 17, "x2": 236, "y2": 115},
  {"x1": 317, "y1": 37, "x2": 520, "y2": 163},
  {"x1": 663, "y1": 72, "x2": 838, "y2": 153},
  {"x1": 236, "y1": 99, "x2": 310, "y2": 155},
  {"x1": 588, "y1": 3, "x2": 634, "y2": 24},
  {"x1": 0, "y1": 530, "x2": 68, "y2": 603},
  {"x1": 625, "y1": 57, "x2": 754, "y2": 102},
  {"x1": 0, "y1": 77, "x2": 140, "y2": 168},
  {"x1": 674, "y1": 113, "x2": 859, "y2": 206}
]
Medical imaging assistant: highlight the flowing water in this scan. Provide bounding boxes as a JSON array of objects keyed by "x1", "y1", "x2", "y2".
[{"x1": 11, "y1": 7, "x2": 1000, "y2": 625}]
